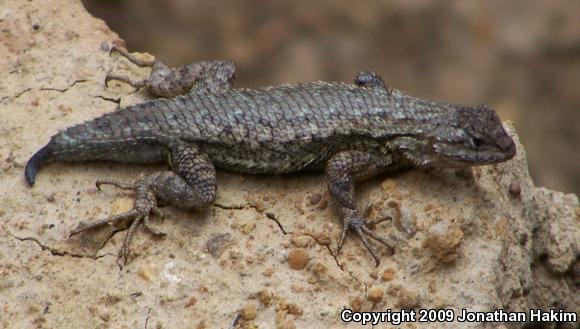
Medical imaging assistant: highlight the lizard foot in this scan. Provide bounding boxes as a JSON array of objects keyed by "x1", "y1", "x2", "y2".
[
  {"x1": 105, "y1": 45, "x2": 155, "y2": 90},
  {"x1": 70, "y1": 178, "x2": 166, "y2": 266},
  {"x1": 336, "y1": 212, "x2": 394, "y2": 266}
]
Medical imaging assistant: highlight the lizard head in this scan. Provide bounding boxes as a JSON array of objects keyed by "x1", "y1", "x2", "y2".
[{"x1": 428, "y1": 105, "x2": 516, "y2": 167}]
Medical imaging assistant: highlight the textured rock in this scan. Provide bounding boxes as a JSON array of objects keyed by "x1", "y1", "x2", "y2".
[{"x1": 0, "y1": 0, "x2": 578, "y2": 328}]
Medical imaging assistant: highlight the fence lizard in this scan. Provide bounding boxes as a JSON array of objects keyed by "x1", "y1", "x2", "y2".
[{"x1": 25, "y1": 47, "x2": 516, "y2": 265}]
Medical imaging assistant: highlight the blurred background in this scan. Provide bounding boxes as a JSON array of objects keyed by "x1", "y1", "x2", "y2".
[{"x1": 82, "y1": 0, "x2": 579, "y2": 195}]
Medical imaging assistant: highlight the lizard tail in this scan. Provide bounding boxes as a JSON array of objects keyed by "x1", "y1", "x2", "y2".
[{"x1": 25, "y1": 143, "x2": 51, "y2": 186}]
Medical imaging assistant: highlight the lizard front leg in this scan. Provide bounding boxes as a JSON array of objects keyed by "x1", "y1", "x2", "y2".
[
  {"x1": 326, "y1": 150, "x2": 394, "y2": 265},
  {"x1": 106, "y1": 46, "x2": 236, "y2": 97},
  {"x1": 71, "y1": 141, "x2": 216, "y2": 265}
]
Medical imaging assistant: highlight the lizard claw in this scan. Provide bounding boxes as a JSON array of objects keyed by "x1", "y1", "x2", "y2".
[
  {"x1": 336, "y1": 214, "x2": 394, "y2": 266},
  {"x1": 71, "y1": 178, "x2": 165, "y2": 266}
]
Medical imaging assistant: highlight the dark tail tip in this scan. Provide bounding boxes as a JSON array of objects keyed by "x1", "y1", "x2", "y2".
[{"x1": 25, "y1": 144, "x2": 51, "y2": 186}]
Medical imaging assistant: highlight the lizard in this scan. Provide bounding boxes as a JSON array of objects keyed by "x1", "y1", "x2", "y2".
[{"x1": 24, "y1": 46, "x2": 516, "y2": 266}]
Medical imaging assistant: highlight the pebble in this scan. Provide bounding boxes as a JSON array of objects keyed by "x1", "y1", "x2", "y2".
[
  {"x1": 277, "y1": 320, "x2": 296, "y2": 329},
  {"x1": 367, "y1": 286, "x2": 384, "y2": 303},
  {"x1": 349, "y1": 296, "x2": 363, "y2": 312},
  {"x1": 290, "y1": 233, "x2": 311, "y2": 247},
  {"x1": 286, "y1": 303, "x2": 302, "y2": 315},
  {"x1": 100, "y1": 41, "x2": 109, "y2": 52},
  {"x1": 239, "y1": 222, "x2": 256, "y2": 234},
  {"x1": 396, "y1": 288, "x2": 421, "y2": 308},
  {"x1": 259, "y1": 289, "x2": 272, "y2": 306},
  {"x1": 312, "y1": 262, "x2": 327, "y2": 274},
  {"x1": 288, "y1": 248, "x2": 309, "y2": 270},
  {"x1": 184, "y1": 296, "x2": 197, "y2": 308},
  {"x1": 97, "y1": 310, "x2": 111, "y2": 322},
  {"x1": 262, "y1": 267, "x2": 275, "y2": 277},
  {"x1": 381, "y1": 268, "x2": 396, "y2": 281},
  {"x1": 137, "y1": 264, "x2": 158, "y2": 281},
  {"x1": 509, "y1": 182, "x2": 521, "y2": 197},
  {"x1": 240, "y1": 303, "x2": 257, "y2": 320},
  {"x1": 205, "y1": 233, "x2": 232, "y2": 258},
  {"x1": 313, "y1": 232, "x2": 331, "y2": 246},
  {"x1": 309, "y1": 193, "x2": 321, "y2": 205},
  {"x1": 426, "y1": 221, "x2": 464, "y2": 263},
  {"x1": 381, "y1": 179, "x2": 397, "y2": 192}
]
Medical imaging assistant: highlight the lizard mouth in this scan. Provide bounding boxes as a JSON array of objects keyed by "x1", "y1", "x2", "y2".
[
  {"x1": 447, "y1": 146, "x2": 516, "y2": 165},
  {"x1": 434, "y1": 140, "x2": 516, "y2": 166}
]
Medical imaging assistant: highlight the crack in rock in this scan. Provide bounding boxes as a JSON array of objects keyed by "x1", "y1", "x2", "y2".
[
  {"x1": 144, "y1": 307, "x2": 152, "y2": 329},
  {"x1": 8, "y1": 232, "x2": 113, "y2": 260},
  {"x1": 94, "y1": 95, "x2": 121, "y2": 107},
  {"x1": 1, "y1": 79, "x2": 90, "y2": 103},
  {"x1": 38, "y1": 79, "x2": 89, "y2": 93}
]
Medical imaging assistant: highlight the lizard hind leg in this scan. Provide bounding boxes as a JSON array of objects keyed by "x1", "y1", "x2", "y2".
[
  {"x1": 106, "y1": 45, "x2": 237, "y2": 98},
  {"x1": 70, "y1": 142, "x2": 217, "y2": 266}
]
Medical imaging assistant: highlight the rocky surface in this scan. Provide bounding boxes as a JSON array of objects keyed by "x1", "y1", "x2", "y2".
[{"x1": 0, "y1": 1, "x2": 578, "y2": 328}]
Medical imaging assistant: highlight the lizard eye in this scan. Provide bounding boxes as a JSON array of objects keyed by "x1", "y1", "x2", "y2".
[{"x1": 471, "y1": 137, "x2": 485, "y2": 148}]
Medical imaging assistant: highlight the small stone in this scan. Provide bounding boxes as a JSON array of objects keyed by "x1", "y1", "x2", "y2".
[
  {"x1": 46, "y1": 193, "x2": 56, "y2": 203},
  {"x1": 381, "y1": 179, "x2": 397, "y2": 192},
  {"x1": 262, "y1": 267, "x2": 275, "y2": 277},
  {"x1": 100, "y1": 293, "x2": 123, "y2": 305},
  {"x1": 287, "y1": 303, "x2": 302, "y2": 315},
  {"x1": 97, "y1": 310, "x2": 110, "y2": 322},
  {"x1": 425, "y1": 220, "x2": 464, "y2": 263},
  {"x1": 184, "y1": 296, "x2": 197, "y2": 308},
  {"x1": 240, "y1": 303, "x2": 257, "y2": 320},
  {"x1": 349, "y1": 296, "x2": 364, "y2": 312},
  {"x1": 312, "y1": 262, "x2": 327, "y2": 274},
  {"x1": 277, "y1": 320, "x2": 296, "y2": 329},
  {"x1": 32, "y1": 23, "x2": 40, "y2": 30},
  {"x1": 288, "y1": 248, "x2": 309, "y2": 270},
  {"x1": 100, "y1": 41, "x2": 110, "y2": 52},
  {"x1": 509, "y1": 182, "x2": 521, "y2": 196},
  {"x1": 259, "y1": 289, "x2": 272, "y2": 306},
  {"x1": 240, "y1": 222, "x2": 256, "y2": 234},
  {"x1": 381, "y1": 268, "x2": 396, "y2": 281},
  {"x1": 396, "y1": 288, "x2": 421, "y2": 308},
  {"x1": 309, "y1": 193, "x2": 321, "y2": 205},
  {"x1": 205, "y1": 233, "x2": 232, "y2": 258},
  {"x1": 313, "y1": 232, "x2": 331, "y2": 246},
  {"x1": 366, "y1": 286, "x2": 384, "y2": 303},
  {"x1": 317, "y1": 199, "x2": 328, "y2": 210},
  {"x1": 290, "y1": 233, "x2": 311, "y2": 247},
  {"x1": 307, "y1": 275, "x2": 318, "y2": 284},
  {"x1": 136, "y1": 264, "x2": 158, "y2": 282},
  {"x1": 254, "y1": 200, "x2": 266, "y2": 212}
]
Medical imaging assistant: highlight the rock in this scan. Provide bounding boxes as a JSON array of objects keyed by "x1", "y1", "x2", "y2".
[
  {"x1": 425, "y1": 220, "x2": 464, "y2": 263},
  {"x1": 1, "y1": 1, "x2": 578, "y2": 328},
  {"x1": 366, "y1": 286, "x2": 384, "y2": 303},
  {"x1": 287, "y1": 248, "x2": 309, "y2": 270}
]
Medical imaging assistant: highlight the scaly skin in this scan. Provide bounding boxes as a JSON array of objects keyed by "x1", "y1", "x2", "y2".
[{"x1": 25, "y1": 47, "x2": 516, "y2": 265}]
